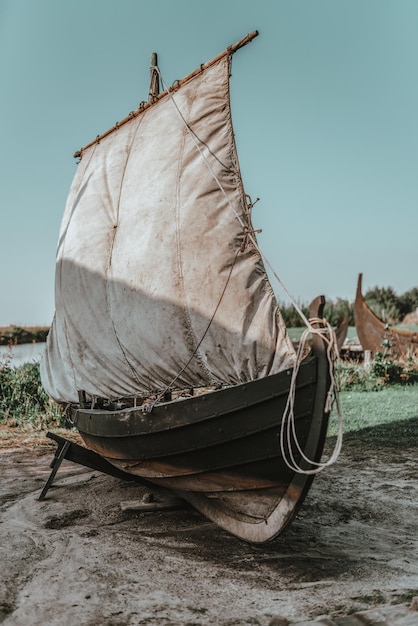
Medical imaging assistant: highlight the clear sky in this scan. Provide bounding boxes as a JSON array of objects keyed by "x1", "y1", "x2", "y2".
[{"x1": 1, "y1": 0, "x2": 417, "y2": 326}]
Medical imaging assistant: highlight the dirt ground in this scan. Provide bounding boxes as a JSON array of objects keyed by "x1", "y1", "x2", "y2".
[{"x1": 0, "y1": 422, "x2": 417, "y2": 626}]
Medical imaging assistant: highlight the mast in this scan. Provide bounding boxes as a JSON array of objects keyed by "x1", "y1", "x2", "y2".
[{"x1": 148, "y1": 52, "x2": 160, "y2": 101}]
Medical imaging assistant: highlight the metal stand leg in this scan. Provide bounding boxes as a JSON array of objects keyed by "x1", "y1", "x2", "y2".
[
  {"x1": 38, "y1": 432, "x2": 159, "y2": 501},
  {"x1": 38, "y1": 439, "x2": 71, "y2": 501}
]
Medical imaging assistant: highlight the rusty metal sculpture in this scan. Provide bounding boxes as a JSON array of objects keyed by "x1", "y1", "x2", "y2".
[{"x1": 354, "y1": 273, "x2": 418, "y2": 357}]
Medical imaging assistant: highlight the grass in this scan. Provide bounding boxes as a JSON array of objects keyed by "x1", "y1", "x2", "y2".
[{"x1": 328, "y1": 386, "x2": 418, "y2": 441}]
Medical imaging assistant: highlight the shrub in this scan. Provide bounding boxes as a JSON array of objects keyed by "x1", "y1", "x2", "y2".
[
  {"x1": 371, "y1": 351, "x2": 418, "y2": 385},
  {"x1": 337, "y1": 360, "x2": 385, "y2": 392},
  {"x1": 0, "y1": 360, "x2": 66, "y2": 429},
  {"x1": 337, "y1": 352, "x2": 418, "y2": 391}
]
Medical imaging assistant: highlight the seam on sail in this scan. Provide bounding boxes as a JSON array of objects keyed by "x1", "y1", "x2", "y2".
[
  {"x1": 150, "y1": 246, "x2": 242, "y2": 408},
  {"x1": 173, "y1": 78, "x2": 216, "y2": 385},
  {"x1": 158, "y1": 59, "x2": 248, "y2": 239},
  {"x1": 158, "y1": 58, "x2": 296, "y2": 370},
  {"x1": 159, "y1": 57, "x2": 264, "y2": 392},
  {"x1": 158, "y1": 58, "x2": 293, "y2": 382},
  {"x1": 157, "y1": 57, "x2": 342, "y2": 464},
  {"x1": 104, "y1": 115, "x2": 145, "y2": 390},
  {"x1": 158, "y1": 60, "x2": 312, "y2": 334}
]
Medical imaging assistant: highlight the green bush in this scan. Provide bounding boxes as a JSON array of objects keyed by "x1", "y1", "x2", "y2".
[
  {"x1": 372, "y1": 351, "x2": 418, "y2": 384},
  {"x1": 337, "y1": 352, "x2": 418, "y2": 391},
  {"x1": 337, "y1": 361, "x2": 385, "y2": 392},
  {"x1": 0, "y1": 360, "x2": 66, "y2": 429}
]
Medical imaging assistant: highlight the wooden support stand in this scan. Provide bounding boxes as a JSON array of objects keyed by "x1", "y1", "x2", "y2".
[{"x1": 38, "y1": 431, "x2": 156, "y2": 501}]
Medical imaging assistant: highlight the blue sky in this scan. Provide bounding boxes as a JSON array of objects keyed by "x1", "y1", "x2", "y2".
[{"x1": 1, "y1": 0, "x2": 417, "y2": 326}]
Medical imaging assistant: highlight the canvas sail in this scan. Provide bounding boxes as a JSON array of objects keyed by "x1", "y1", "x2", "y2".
[{"x1": 41, "y1": 54, "x2": 296, "y2": 404}]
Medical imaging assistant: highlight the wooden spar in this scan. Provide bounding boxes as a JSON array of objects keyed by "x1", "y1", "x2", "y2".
[
  {"x1": 148, "y1": 52, "x2": 160, "y2": 102},
  {"x1": 73, "y1": 30, "x2": 259, "y2": 159}
]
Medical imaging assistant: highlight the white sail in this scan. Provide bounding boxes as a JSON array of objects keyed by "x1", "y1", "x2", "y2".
[{"x1": 41, "y1": 54, "x2": 295, "y2": 403}]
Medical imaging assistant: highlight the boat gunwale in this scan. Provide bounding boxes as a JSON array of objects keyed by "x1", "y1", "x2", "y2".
[{"x1": 73, "y1": 355, "x2": 317, "y2": 437}]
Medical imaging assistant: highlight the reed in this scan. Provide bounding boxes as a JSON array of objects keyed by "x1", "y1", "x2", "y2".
[{"x1": 0, "y1": 359, "x2": 65, "y2": 429}]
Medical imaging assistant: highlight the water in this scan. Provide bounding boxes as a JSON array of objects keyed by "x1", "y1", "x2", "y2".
[{"x1": 0, "y1": 343, "x2": 46, "y2": 368}]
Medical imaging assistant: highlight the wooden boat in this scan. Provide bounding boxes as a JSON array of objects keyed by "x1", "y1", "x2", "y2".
[
  {"x1": 335, "y1": 310, "x2": 349, "y2": 353},
  {"x1": 354, "y1": 273, "x2": 418, "y2": 357},
  {"x1": 41, "y1": 31, "x2": 339, "y2": 543}
]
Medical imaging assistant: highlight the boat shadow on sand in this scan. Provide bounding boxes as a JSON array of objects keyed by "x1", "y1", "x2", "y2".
[
  {"x1": 340, "y1": 415, "x2": 418, "y2": 449},
  {"x1": 32, "y1": 412, "x2": 418, "y2": 614}
]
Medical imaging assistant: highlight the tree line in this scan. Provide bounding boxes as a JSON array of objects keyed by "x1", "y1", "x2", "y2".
[
  {"x1": 279, "y1": 286, "x2": 418, "y2": 327},
  {"x1": 1, "y1": 285, "x2": 417, "y2": 343}
]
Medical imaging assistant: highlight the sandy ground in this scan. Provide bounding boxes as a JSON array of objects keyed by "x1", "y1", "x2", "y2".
[{"x1": 0, "y1": 423, "x2": 417, "y2": 626}]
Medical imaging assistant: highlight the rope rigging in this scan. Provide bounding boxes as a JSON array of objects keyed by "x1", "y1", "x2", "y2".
[{"x1": 155, "y1": 61, "x2": 343, "y2": 473}]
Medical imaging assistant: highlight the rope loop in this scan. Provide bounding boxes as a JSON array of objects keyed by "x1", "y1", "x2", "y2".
[{"x1": 279, "y1": 318, "x2": 343, "y2": 475}]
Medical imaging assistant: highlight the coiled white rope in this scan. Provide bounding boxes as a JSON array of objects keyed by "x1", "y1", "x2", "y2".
[{"x1": 280, "y1": 319, "x2": 343, "y2": 474}]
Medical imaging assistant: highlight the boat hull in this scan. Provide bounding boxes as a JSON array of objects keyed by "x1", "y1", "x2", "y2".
[{"x1": 73, "y1": 348, "x2": 330, "y2": 543}]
